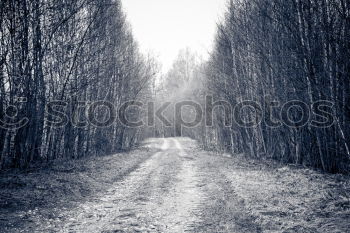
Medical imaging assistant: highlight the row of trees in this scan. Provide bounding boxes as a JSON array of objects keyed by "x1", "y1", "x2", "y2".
[
  {"x1": 157, "y1": 0, "x2": 349, "y2": 173},
  {"x1": 0, "y1": 0, "x2": 156, "y2": 169},
  {"x1": 152, "y1": 48, "x2": 205, "y2": 138},
  {"x1": 201, "y1": 0, "x2": 349, "y2": 173}
]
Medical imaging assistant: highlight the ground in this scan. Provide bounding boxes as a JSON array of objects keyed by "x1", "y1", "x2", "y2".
[{"x1": 0, "y1": 138, "x2": 349, "y2": 232}]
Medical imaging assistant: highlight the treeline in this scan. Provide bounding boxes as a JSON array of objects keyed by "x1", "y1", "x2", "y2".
[
  {"x1": 202, "y1": 0, "x2": 350, "y2": 173},
  {"x1": 0, "y1": 0, "x2": 155, "y2": 169},
  {"x1": 152, "y1": 48, "x2": 205, "y2": 138}
]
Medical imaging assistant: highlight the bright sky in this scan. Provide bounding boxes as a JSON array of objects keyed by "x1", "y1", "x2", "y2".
[{"x1": 121, "y1": 0, "x2": 228, "y2": 73}]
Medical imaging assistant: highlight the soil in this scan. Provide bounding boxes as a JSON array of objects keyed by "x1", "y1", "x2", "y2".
[{"x1": 0, "y1": 138, "x2": 349, "y2": 232}]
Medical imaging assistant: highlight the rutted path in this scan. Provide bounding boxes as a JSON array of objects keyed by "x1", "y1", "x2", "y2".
[
  {"x1": 33, "y1": 138, "x2": 208, "y2": 232},
  {"x1": 4, "y1": 138, "x2": 348, "y2": 232}
]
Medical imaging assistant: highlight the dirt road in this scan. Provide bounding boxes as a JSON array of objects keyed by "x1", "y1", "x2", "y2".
[
  {"x1": 2, "y1": 138, "x2": 349, "y2": 232},
  {"x1": 19, "y1": 138, "x2": 256, "y2": 232}
]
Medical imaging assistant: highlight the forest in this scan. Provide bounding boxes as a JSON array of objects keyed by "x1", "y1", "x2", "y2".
[
  {"x1": 1, "y1": 0, "x2": 350, "y2": 232},
  {"x1": 158, "y1": 0, "x2": 350, "y2": 173},
  {"x1": 1, "y1": 0, "x2": 349, "y2": 172},
  {"x1": 0, "y1": 0, "x2": 156, "y2": 169},
  {"x1": 204, "y1": 0, "x2": 350, "y2": 173}
]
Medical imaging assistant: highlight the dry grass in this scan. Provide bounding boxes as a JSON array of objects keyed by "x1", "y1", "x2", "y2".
[
  {"x1": 219, "y1": 155, "x2": 350, "y2": 233},
  {"x1": 0, "y1": 147, "x2": 155, "y2": 231}
]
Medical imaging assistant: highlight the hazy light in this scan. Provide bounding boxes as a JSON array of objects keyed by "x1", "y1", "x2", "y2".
[{"x1": 121, "y1": 0, "x2": 228, "y2": 73}]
